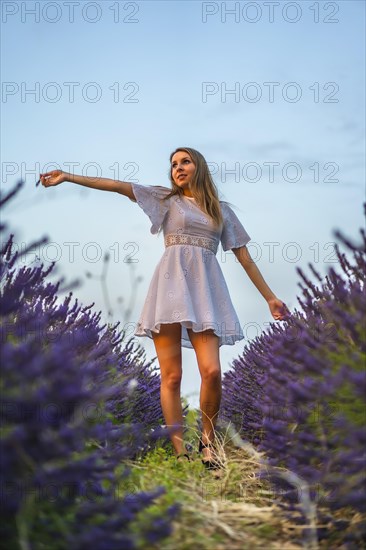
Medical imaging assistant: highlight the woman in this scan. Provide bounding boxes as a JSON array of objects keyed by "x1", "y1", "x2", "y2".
[{"x1": 40, "y1": 147, "x2": 288, "y2": 469}]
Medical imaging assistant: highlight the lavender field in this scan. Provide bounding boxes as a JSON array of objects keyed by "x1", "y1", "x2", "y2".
[
  {"x1": 1, "y1": 183, "x2": 365, "y2": 549},
  {"x1": 219, "y1": 206, "x2": 366, "y2": 547},
  {"x1": 1, "y1": 182, "x2": 180, "y2": 549}
]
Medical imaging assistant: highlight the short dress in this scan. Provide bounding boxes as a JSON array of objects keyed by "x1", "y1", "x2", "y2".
[{"x1": 130, "y1": 183, "x2": 251, "y2": 349}]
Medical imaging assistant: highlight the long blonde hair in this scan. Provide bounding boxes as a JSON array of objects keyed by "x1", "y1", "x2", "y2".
[{"x1": 166, "y1": 147, "x2": 223, "y2": 227}]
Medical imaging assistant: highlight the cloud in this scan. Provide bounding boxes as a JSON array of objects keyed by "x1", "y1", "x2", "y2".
[{"x1": 326, "y1": 119, "x2": 364, "y2": 145}]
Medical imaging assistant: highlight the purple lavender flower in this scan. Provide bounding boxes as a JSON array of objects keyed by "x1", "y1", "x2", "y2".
[
  {"x1": 220, "y1": 218, "x2": 366, "y2": 543},
  {"x1": 1, "y1": 182, "x2": 180, "y2": 548}
]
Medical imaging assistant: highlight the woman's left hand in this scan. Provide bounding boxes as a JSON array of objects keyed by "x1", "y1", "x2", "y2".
[{"x1": 268, "y1": 298, "x2": 290, "y2": 321}]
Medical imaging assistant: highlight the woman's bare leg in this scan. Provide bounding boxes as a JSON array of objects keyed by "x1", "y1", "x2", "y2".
[
  {"x1": 152, "y1": 323, "x2": 184, "y2": 456},
  {"x1": 187, "y1": 329, "x2": 221, "y2": 461}
]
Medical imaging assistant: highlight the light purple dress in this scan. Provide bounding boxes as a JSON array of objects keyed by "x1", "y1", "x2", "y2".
[{"x1": 130, "y1": 183, "x2": 251, "y2": 349}]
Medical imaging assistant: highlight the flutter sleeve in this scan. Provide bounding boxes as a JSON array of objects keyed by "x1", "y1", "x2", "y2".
[
  {"x1": 130, "y1": 183, "x2": 171, "y2": 234},
  {"x1": 220, "y1": 202, "x2": 251, "y2": 251}
]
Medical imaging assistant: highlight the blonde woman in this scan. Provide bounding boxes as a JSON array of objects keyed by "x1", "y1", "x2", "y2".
[{"x1": 40, "y1": 147, "x2": 287, "y2": 469}]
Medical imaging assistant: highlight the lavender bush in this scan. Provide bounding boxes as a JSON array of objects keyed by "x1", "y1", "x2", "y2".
[
  {"x1": 220, "y1": 221, "x2": 366, "y2": 543},
  {"x1": 0, "y1": 182, "x2": 179, "y2": 549}
]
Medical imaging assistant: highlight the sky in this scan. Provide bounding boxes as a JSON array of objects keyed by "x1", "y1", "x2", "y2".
[{"x1": 1, "y1": 0, "x2": 365, "y2": 408}]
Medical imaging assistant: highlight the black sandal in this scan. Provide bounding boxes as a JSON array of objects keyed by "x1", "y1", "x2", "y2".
[
  {"x1": 199, "y1": 438, "x2": 220, "y2": 470},
  {"x1": 176, "y1": 453, "x2": 191, "y2": 462}
]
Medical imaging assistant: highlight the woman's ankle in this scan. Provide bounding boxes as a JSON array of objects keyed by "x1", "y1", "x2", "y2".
[
  {"x1": 201, "y1": 431, "x2": 216, "y2": 446},
  {"x1": 172, "y1": 438, "x2": 185, "y2": 456}
]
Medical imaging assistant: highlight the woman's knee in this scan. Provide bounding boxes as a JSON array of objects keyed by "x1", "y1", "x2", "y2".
[
  {"x1": 161, "y1": 371, "x2": 182, "y2": 391},
  {"x1": 200, "y1": 365, "x2": 221, "y2": 383}
]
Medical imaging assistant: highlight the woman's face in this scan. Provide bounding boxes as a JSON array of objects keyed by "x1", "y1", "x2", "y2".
[{"x1": 171, "y1": 151, "x2": 196, "y2": 192}]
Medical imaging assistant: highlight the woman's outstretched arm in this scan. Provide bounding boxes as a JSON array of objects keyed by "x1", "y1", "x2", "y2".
[
  {"x1": 39, "y1": 170, "x2": 136, "y2": 201},
  {"x1": 233, "y1": 245, "x2": 289, "y2": 321}
]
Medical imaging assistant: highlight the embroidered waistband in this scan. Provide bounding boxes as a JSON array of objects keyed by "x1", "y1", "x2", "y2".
[{"x1": 165, "y1": 233, "x2": 217, "y2": 253}]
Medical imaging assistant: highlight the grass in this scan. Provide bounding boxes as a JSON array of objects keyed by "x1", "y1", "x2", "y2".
[
  {"x1": 117, "y1": 407, "x2": 366, "y2": 549},
  {"x1": 119, "y1": 409, "x2": 306, "y2": 550}
]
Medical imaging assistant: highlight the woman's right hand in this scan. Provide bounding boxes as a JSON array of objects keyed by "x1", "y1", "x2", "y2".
[{"x1": 40, "y1": 170, "x2": 67, "y2": 187}]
